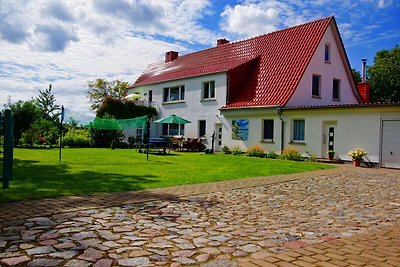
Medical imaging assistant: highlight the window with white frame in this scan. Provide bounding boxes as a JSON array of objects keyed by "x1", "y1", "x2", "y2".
[
  {"x1": 332, "y1": 79, "x2": 340, "y2": 100},
  {"x1": 324, "y1": 43, "x2": 331, "y2": 63},
  {"x1": 262, "y1": 119, "x2": 274, "y2": 141},
  {"x1": 162, "y1": 123, "x2": 185, "y2": 136},
  {"x1": 312, "y1": 75, "x2": 321, "y2": 97},
  {"x1": 292, "y1": 119, "x2": 305, "y2": 141},
  {"x1": 202, "y1": 81, "x2": 215, "y2": 100},
  {"x1": 163, "y1": 85, "x2": 185, "y2": 102}
]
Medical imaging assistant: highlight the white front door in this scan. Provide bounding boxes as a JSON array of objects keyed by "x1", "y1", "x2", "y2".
[
  {"x1": 214, "y1": 124, "x2": 222, "y2": 152},
  {"x1": 323, "y1": 122, "x2": 337, "y2": 158}
]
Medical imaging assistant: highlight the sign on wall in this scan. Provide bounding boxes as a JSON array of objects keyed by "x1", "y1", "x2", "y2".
[{"x1": 232, "y1": 119, "x2": 249, "y2": 141}]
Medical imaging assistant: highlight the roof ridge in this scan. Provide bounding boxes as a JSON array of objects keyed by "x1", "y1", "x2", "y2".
[{"x1": 159, "y1": 16, "x2": 333, "y2": 61}]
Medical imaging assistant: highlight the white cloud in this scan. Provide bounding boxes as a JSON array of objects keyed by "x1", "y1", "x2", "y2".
[
  {"x1": 0, "y1": 0, "x2": 216, "y2": 123},
  {"x1": 221, "y1": 4, "x2": 280, "y2": 37}
]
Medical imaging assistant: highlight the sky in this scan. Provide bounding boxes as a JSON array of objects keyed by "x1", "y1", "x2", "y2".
[{"x1": 1, "y1": 0, "x2": 399, "y2": 124}]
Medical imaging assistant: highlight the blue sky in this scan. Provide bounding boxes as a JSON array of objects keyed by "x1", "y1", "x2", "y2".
[{"x1": 1, "y1": 0, "x2": 399, "y2": 124}]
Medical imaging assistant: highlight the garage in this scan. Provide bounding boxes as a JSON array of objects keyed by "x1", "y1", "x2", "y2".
[{"x1": 381, "y1": 120, "x2": 400, "y2": 168}]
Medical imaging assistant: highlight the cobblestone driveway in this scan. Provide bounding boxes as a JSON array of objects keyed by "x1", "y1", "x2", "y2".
[{"x1": 0, "y1": 166, "x2": 399, "y2": 266}]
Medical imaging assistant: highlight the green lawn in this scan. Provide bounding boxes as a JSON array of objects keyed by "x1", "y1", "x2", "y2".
[{"x1": 0, "y1": 148, "x2": 333, "y2": 203}]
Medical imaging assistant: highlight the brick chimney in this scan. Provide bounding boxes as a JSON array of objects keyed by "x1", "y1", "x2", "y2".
[
  {"x1": 217, "y1": 39, "x2": 229, "y2": 46},
  {"x1": 357, "y1": 58, "x2": 370, "y2": 103},
  {"x1": 165, "y1": 51, "x2": 178, "y2": 63},
  {"x1": 358, "y1": 82, "x2": 370, "y2": 103}
]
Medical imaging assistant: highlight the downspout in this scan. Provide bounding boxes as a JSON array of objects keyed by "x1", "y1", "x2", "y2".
[{"x1": 277, "y1": 106, "x2": 284, "y2": 154}]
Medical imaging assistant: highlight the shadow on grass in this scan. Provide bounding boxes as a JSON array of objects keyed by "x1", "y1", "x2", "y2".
[{"x1": 0, "y1": 158, "x2": 163, "y2": 203}]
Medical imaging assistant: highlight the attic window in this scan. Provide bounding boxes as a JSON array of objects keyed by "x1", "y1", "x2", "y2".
[
  {"x1": 324, "y1": 43, "x2": 331, "y2": 63},
  {"x1": 312, "y1": 75, "x2": 321, "y2": 97}
]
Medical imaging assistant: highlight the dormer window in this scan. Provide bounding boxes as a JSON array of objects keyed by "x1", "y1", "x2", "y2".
[
  {"x1": 163, "y1": 85, "x2": 185, "y2": 103},
  {"x1": 202, "y1": 81, "x2": 215, "y2": 100},
  {"x1": 324, "y1": 43, "x2": 331, "y2": 63}
]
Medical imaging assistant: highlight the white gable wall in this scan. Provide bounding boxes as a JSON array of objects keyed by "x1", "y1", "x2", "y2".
[{"x1": 286, "y1": 24, "x2": 359, "y2": 107}]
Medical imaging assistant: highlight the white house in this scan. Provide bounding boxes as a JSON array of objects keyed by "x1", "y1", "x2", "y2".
[{"x1": 128, "y1": 16, "x2": 400, "y2": 168}]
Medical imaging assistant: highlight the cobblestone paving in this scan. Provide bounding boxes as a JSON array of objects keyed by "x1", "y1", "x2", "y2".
[{"x1": 0, "y1": 167, "x2": 399, "y2": 266}]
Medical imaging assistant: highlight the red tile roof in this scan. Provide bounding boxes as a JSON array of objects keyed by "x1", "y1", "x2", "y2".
[{"x1": 131, "y1": 17, "x2": 335, "y2": 108}]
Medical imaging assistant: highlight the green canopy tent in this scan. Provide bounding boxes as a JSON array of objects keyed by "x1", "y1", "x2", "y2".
[
  {"x1": 154, "y1": 114, "x2": 191, "y2": 124},
  {"x1": 86, "y1": 115, "x2": 148, "y2": 131},
  {"x1": 85, "y1": 115, "x2": 152, "y2": 159}
]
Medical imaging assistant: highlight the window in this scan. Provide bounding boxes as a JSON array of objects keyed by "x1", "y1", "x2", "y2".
[
  {"x1": 148, "y1": 90, "x2": 153, "y2": 102},
  {"x1": 312, "y1": 75, "x2": 321, "y2": 97},
  {"x1": 263, "y1": 119, "x2": 274, "y2": 141},
  {"x1": 324, "y1": 43, "x2": 330, "y2": 63},
  {"x1": 162, "y1": 123, "x2": 185, "y2": 136},
  {"x1": 163, "y1": 85, "x2": 185, "y2": 102},
  {"x1": 293, "y1": 120, "x2": 305, "y2": 141},
  {"x1": 199, "y1": 120, "x2": 206, "y2": 137},
  {"x1": 202, "y1": 81, "x2": 215, "y2": 99},
  {"x1": 332, "y1": 79, "x2": 340, "y2": 100}
]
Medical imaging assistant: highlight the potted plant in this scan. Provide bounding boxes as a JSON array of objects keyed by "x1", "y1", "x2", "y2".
[
  {"x1": 348, "y1": 148, "x2": 367, "y2": 167},
  {"x1": 327, "y1": 150, "x2": 335, "y2": 160}
]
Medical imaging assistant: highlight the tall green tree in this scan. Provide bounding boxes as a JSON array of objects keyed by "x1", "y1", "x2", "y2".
[
  {"x1": 36, "y1": 84, "x2": 60, "y2": 121},
  {"x1": 368, "y1": 45, "x2": 400, "y2": 102},
  {"x1": 87, "y1": 79, "x2": 129, "y2": 111},
  {"x1": 35, "y1": 84, "x2": 61, "y2": 147}
]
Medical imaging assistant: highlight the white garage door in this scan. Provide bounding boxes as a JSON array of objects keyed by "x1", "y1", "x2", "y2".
[{"x1": 381, "y1": 120, "x2": 400, "y2": 168}]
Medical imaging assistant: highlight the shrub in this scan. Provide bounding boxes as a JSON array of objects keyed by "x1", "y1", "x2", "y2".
[
  {"x1": 247, "y1": 145, "x2": 265, "y2": 157},
  {"x1": 266, "y1": 150, "x2": 278, "y2": 159},
  {"x1": 231, "y1": 146, "x2": 242, "y2": 155},
  {"x1": 62, "y1": 128, "x2": 92, "y2": 147},
  {"x1": 62, "y1": 135, "x2": 91, "y2": 147},
  {"x1": 279, "y1": 147, "x2": 303, "y2": 161},
  {"x1": 221, "y1": 145, "x2": 231, "y2": 154}
]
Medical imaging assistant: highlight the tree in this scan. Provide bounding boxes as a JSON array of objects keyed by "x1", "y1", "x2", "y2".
[
  {"x1": 36, "y1": 84, "x2": 60, "y2": 121},
  {"x1": 96, "y1": 97, "x2": 157, "y2": 119},
  {"x1": 4, "y1": 100, "x2": 40, "y2": 145},
  {"x1": 351, "y1": 68, "x2": 361, "y2": 85},
  {"x1": 87, "y1": 79, "x2": 129, "y2": 111},
  {"x1": 368, "y1": 45, "x2": 400, "y2": 102}
]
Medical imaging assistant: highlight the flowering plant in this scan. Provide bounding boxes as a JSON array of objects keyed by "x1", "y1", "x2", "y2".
[{"x1": 348, "y1": 148, "x2": 367, "y2": 160}]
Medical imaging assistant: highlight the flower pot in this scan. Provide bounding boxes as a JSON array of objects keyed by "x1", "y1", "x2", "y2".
[
  {"x1": 353, "y1": 159, "x2": 361, "y2": 167},
  {"x1": 328, "y1": 154, "x2": 334, "y2": 160}
]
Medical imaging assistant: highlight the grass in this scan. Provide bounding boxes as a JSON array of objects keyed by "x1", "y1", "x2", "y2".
[{"x1": 0, "y1": 148, "x2": 334, "y2": 203}]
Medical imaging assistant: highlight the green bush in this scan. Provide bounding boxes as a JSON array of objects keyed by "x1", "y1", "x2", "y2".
[
  {"x1": 247, "y1": 145, "x2": 265, "y2": 157},
  {"x1": 279, "y1": 147, "x2": 303, "y2": 161},
  {"x1": 62, "y1": 129, "x2": 92, "y2": 147},
  {"x1": 62, "y1": 135, "x2": 91, "y2": 147},
  {"x1": 231, "y1": 146, "x2": 243, "y2": 155},
  {"x1": 221, "y1": 145, "x2": 231, "y2": 154},
  {"x1": 266, "y1": 150, "x2": 278, "y2": 159}
]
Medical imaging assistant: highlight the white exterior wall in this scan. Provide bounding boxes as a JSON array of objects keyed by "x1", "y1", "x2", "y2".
[
  {"x1": 286, "y1": 25, "x2": 359, "y2": 106},
  {"x1": 128, "y1": 73, "x2": 227, "y2": 148},
  {"x1": 221, "y1": 106, "x2": 400, "y2": 164},
  {"x1": 220, "y1": 108, "x2": 283, "y2": 153}
]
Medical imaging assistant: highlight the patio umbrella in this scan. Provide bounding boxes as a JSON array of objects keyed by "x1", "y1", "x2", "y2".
[
  {"x1": 125, "y1": 93, "x2": 141, "y2": 100},
  {"x1": 155, "y1": 114, "x2": 191, "y2": 124}
]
